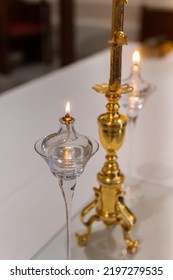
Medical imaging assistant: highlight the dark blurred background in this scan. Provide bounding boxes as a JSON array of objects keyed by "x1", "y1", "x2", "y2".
[{"x1": 0, "y1": 0, "x2": 173, "y2": 93}]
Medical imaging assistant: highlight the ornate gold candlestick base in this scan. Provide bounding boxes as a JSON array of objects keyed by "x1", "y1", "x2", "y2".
[
  {"x1": 76, "y1": 84, "x2": 139, "y2": 254},
  {"x1": 76, "y1": 0, "x2": 139, "y2": 254}
]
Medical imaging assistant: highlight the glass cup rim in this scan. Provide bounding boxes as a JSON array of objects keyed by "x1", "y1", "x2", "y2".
[{"x1": 34, "y1": 135, "x2": 99, "y2": 163}]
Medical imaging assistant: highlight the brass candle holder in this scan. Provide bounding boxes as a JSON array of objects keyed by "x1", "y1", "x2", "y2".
[{"x1": 76, "y1": 0, "x2": 139, "y2": 254}]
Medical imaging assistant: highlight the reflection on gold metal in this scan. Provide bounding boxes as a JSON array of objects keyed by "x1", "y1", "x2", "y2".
[{"x1": 76, "y1": 0, "x2": 139, "y2": 254}]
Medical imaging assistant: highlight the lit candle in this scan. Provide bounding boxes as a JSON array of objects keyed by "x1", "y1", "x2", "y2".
[
  {"x1": 132, "y1": 50, "x2": 140, "y2": 65},
  {"x1": 62, "y1": 101, "x2": 74, "y2": 124},
  {"x1": 62, "y1": 102, "x2": 74, "y2": 165},
  {"x1": 127, "y1": 50, "x2": 141, "y2": 106}
]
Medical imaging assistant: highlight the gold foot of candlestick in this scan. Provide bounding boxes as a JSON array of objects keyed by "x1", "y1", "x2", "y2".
[
  {"x1": 76, "y1": 0, "x2": 139, "y2": 254},
  {"x1": 76, "y1": 192, "x2": 139, "y2": 254}
]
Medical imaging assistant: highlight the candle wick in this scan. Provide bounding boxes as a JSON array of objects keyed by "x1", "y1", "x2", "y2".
[
  {"x1": 62, "y1": 114, "x2": 74, "y2": 124},
  {"x1": 132, "y1": 64, "x2": 140, "y2": 73}
]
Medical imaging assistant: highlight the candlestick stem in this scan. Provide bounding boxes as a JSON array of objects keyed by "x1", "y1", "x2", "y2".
[{"x1": 59, "y1": 179, "x2": 76, "y2": 260}]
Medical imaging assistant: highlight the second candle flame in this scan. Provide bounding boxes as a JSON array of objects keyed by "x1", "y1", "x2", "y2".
[{"x1": 132, "y1": 50, "x2": 140, "y2": 65}]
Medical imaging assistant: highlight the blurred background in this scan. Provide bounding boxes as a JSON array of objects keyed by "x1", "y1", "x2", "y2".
[{"x1": 0, "y1": 0, "x2": 173, "y2": 93}]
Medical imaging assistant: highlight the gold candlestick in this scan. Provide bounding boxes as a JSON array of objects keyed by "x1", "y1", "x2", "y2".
[{"x1": 76, "y1": 0, "x2": 139, "y2": 254}]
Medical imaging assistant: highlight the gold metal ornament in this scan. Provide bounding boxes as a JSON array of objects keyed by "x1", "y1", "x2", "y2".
[{"x1": 76, "y1": 0, "x2": 139, "y2": 254}]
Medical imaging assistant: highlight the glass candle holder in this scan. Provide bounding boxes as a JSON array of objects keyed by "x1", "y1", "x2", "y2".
[
  {"x1": 122, "y1": 50, "x2": 156, "y2": 185},
  {"x1": 35, "y1": 104, "x2": 99, "y2": 259}
]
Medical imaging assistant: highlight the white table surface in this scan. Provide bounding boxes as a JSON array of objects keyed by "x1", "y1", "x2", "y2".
[
  {"x1": 1, "y1": 42, "x2": 173, "y2": 259},
  {"x1": 32, "y1": 178, "x2": 173, "y2": 260}
]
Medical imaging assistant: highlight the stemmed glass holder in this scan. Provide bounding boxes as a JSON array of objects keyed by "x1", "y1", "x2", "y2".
[{"x1": 35, "y1": 113, "x2": 99, "y2": 259}]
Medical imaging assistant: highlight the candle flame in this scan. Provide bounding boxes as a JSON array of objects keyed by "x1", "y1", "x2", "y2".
[
  {"x1": 65, "y1": 101, "x2": 70, "y2": 114},
  {"x1": 132, "y1": 50, "x2": 140, "y2": 65}
]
